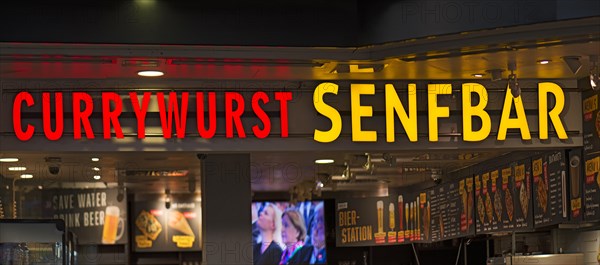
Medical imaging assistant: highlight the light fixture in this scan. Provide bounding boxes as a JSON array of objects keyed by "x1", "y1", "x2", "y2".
[
  {"x1": 562, "y1": 56, "x2": 582, "y2": 74},
  {"x1": 508, "y1": 62, "x2": 520, "y2": 98},
  {"x1": 91, "y1": 157, "x2": 100, "y2": 162},
  {"x1": 590, "y1": 55, "x2": 599, "y2": 91},
  {"x1": 537, "y1": 59, "x2": 551, "y2": 65},
  {"x1": 315, "y1": 159, "x2": 335, "y2": 164},
  {"x1": 8, "y1": 167, "x2": 26, "y2": 171},
  {"x1": 20, "y1": 174, "x2": 33, "y2": 179},
  {"x1": 472, "y1": 73, "x2": 484, "y2": 78},
  {"x1": 38, "y1": 185, "x2": 43, "y2": 190},
  {"x1": 92, "y1": 167, "x2": 100, "y2": 171},
  {"x1": 316, "y1": 180, "x2": 324, "y2": 189},
  {"x1": 165, "y1": 189, "x2": 171, "y2": 209},
  {"x1": 486, "y1": 69, "x2": 504, "y2": 81},
  {"x1": 137, "y1": 70, "x2": 164, "y2": 77},
  {"x1": 363, "y1": 153, "x2": 375, "y2": 174},
  {"x1": 93, "y1": 175, "x2": 101, "y2": 180},
  {"x1": 0, "y1": 158, "x2": 19, "y2": 162}
]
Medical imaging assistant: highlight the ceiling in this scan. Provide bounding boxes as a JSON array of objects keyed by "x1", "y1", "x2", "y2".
[{"x1": 0, "y1": 150, "x2": 508, "y2": 194}]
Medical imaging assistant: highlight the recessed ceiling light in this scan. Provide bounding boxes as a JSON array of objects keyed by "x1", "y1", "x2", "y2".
[
  {"x1": 0, "y1": 158, "x2": 19, "y2": 162},
  {"x1": 91, "y1": 157, "x2": 100, "y2": 162},
  {"x1": 537, "y1": 60, "x2": 551, "y2": 65},
  {"x1": 315, "y1": 159, "x2": 335, "y2": 164},
  {"x1": 137, "y1": 70, "x2": 164, "y2": 77},
  {"x1": 9, "y1": 167, "x2": 26, "y2": 171},
  {"x1": 38, "y1": 185, "x2": 43, "y2": 190},
  {"x1": 93, "y1": 175, "x2": 101, "y2": 180},
  {"x1": 20, "y1": 174, "x2": 33, "y2": 179},
  {"x1": 472, "y1": 73, "x2": 484, "y2": 78},
  {"x1": 92, "y1": 167, "x2": 100, "y2": 171}
]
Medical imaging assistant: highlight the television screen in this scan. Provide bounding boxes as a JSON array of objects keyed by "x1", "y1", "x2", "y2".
[{"x1": 251, "y1": 201, "x2": 326, "y2": 265}]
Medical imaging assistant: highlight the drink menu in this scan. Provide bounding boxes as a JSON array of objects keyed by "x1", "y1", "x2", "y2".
[
  {"x1": 429, "y1": 176, "x2": 474, "y2": 242},
  {"x1": 513, "y1": 159, "x2": 534, "y2": 231},
  {"x1": 584, "y1": 156, "x2": 600, "y2": 221},
  {"x1": 532, "y1": 151, "x2": 568, "y2": 227}
]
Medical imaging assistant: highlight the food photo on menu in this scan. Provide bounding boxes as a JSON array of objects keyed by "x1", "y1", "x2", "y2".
[{"x1": 251, "y1": 201, "x2": 326, "y2": 265}]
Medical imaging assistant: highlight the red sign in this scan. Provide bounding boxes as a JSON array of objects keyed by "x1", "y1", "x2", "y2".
[{"x1": 12, "y1": 91, "x2": 292, "y2": 141}]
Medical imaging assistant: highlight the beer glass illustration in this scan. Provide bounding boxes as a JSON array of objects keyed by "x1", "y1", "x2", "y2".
[
  {"x1": 398, "y1": 195, "x2": 404, "y2": 232},
  {"x1": 405, "y1": 202, "x2": 409, "y2": 239},
  {"x1": 389, "y1": 203, "x2": 395, "y2": 231},
  {"x1": 376, "y1": 201, "x2": 384, "y2": 234},
  {"x1": 102, "y1": 206, "x2": 125, "y2": 244},
  {"x1": 570, "y1": 155, "x2": 580, "y2": 199}
]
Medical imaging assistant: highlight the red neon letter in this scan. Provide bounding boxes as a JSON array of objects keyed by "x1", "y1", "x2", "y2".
[
  {"x1": 196, "y1": 92, "x2": 217, "y2": 138},
  {"x1": 42, "y1": 92, "x2": 64, "y2": 140},
  {"x1": 157, "y1": 92, "x2": 189, "y2": 139},
  {"x1": 225, "y1": 92, "x2": 246, "y2": 138},
  {"x1": 275, "y1": 92, "x2": 292, "y2": 138},
  {"x1": 73, "y1": 92, "x2": 95, "y2": 139},
  {"x1": 102, "y1": 92, "x2": 124, "y2": 139},
  {"x1": 251, "y1": 92, "x2": 271, "y2": 139},
  {"x1": 13, "y1": 92, "x2": 34, "y2": 141},
  {"x1": 130, "y1": 92, "x2": 151, "y2": 139}
]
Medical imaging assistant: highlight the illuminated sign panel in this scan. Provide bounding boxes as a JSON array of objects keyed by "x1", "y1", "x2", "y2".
[{"x1": 10, "y1": 82, "x2": 567, "y2": 142}]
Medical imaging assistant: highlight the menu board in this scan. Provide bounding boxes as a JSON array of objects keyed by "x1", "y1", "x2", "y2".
[
  {"x1": 336, "y1": 196, "x2": 390, "y2": 246},
  {"x1": 583, "y1": 93, "x2": 600, "y2": 155},
  {"x1": 335, "y1": 191, "x2": 430, "y2": 247},
  {"x1": 568, "y1": 150, "x2": 584, "y2": 222},
  {"x1": 584, "y1": 156, "x2": 600, "y2": 221},
  {"x1": 513, "y1": 159, "x2": 534, "y2": 231},
  {"x1": 133, "y1": 194, "x2": 202, "y2": 252},
  {"x1": 429, "y1": 176, "x2": 474, "y2": 242},
  {"x1": 394, "y1": 192, "x2": 430, "y2": 244},
  {"x1": 475, "y1": 170, "x2": 502, "y2": 233},
  {"x1": 532, "y1": 151, "x2": 568, "y2": 227},
  {"x1": 499, "y1": 166, "x2": 515, "y2": 230},
  {"x1": 41, "y1": 188, "x2": 128, "y2": 245},
  {"x1": 582, "y1": 92, "x2": 600, "y2": 221}
]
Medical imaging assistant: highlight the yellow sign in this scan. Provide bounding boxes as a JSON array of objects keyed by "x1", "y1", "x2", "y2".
[
  {"x1": 515, "y1": 164, "x2": 525, "y2": 182},
  {"x1": 533, "y1": 159, "x2": 543, "y2": 176},
  {"x1": 502, "y1": 168, "x2": 511, "y2": 186},
  {"x1": 313, "y1": 82, "x2": 568, "y2": 142},
  {"x1": 585, "y1": 157, "x2": 600, "y2": 176},
  {"x1": 584, "y1": 95, "x2": 598, "y2": 114},
  {"x1": 172, "y1": 235, "x2": 195, "y2": 248},
  {"x1": 135, "y1": 235, "x2": 153, "y2": 248}
]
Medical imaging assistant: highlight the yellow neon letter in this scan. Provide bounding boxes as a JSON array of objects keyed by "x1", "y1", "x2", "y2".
[
  {"x1": 428, "y1": 84, "x2": 452, "y2": 142},
  {"x1": 313, "y1": 82, "x2": 342, "y2": 143},
  {"x1": 538, "y1": 82, "x2": 567, "y2": 139},
  {"x1": 497, "y1": 87, "x2": 531, "y2": 140},
  {"x1": 386, "y1": 84, "x2": 417, "y2": 142},
  {"x1": 462, "y1": 83, "x2": 491, "y2": 142},
  {"x1": 351, "y1": 84, "x2": 376, "y2": 142}
]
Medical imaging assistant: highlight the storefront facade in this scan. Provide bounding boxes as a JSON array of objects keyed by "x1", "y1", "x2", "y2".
[{"x1": 1, "y1": 1, "x2": 599, "y2": 265}]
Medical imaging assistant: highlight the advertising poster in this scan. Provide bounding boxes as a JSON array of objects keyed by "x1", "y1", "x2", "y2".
[
  {"x1": 513, "y1": 159, "x2": 534, "y2": 231},
  {"x1": 568, "y1": 149, "x2": 584, "y2": 222},
  {"x1": 500, "y1": 165, "x2": 515, "y2": 231},
  {"x1": 41, "y1": 188, "x2": 127, "y2": 245},
  {"x1": 133, "y1": 194, "x2": 202, "y2": 252},
  {"x1": 335, "y1": 196, "x2": 390, "y2": 246},
  {"x1": 475, "y1": 171, "x2": 497, "y2": 233},
  {"x1": 251, "y1": 201, "x2": 326, "y2": 265}
]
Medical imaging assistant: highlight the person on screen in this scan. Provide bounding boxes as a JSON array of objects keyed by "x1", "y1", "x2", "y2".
[
  {"x1": 308, "y1": 203, "x2": 326, "y2": 264},
  {"x1": 254, "y1": 203, "x2": 283, "y2": 265},
  {"x1": 279, "y1": 209, "x2": 310, "y2": 265}
]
